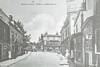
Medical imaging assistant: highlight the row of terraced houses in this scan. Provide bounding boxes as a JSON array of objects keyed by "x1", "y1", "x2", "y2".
[
  {"x1": 60, "y1": 0, "x2": 100, "y2": 67},
  {"x1": 0, "y1": 9, "x2": 26, "y2": 61}
]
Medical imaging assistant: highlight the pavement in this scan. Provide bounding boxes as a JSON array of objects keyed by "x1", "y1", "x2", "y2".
[
  {"x1": 8, "y1": 52, "x2": 69, "y2": 67},
  {"x1": 0, "y1": 52, "x2": 31, "y2": 67},
  {"x1": 69, "y1": 62, "x2": 75, "y2": 67},
  {"x1": 58, "y1": 54, "x2": 69, "y2": 65},
  {"x1": 0, "y1": 52, "x2": 69, "y2": 67}
]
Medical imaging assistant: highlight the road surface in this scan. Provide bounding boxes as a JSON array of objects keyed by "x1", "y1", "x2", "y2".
[{"x1": 9, "y1": 52, "x2": 69, "y2": 67}]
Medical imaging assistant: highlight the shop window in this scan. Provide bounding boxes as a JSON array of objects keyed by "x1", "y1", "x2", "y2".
[{"x1": 75, "y1": 37, "x2": 83, "y2": 62}]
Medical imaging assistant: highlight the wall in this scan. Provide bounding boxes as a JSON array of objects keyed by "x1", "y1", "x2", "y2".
[
  {"x1": 83, "y1": 0, "x2": 95, "y2": 21},
  {"x1": 0, "y1": 9, "x2": 10, "y2": 61}
]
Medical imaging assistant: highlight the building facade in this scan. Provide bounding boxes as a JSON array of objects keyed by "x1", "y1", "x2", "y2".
[
  {"x1": 66, "y1": 0, "x2": 100, "y2": 67},
  {"x1": 93, "y1": 0, "x2": 100, "y2": 67},
  {"x1": 40, "y1": 33, "x2": 61, "y2": 52},
  {"x1": 0, "y1": 9, "x2": 10, "y2": 61},
  {"x1": 82, "y1": 0, "x2": 97, "y2": 67},
  {"x1": 60, "y1": 0, "x2": 100, "y2": 67},
  {"x1": 0, "y1": 8, "x2": 29, "y2": 62},
  {"x1": 9, "y1": 18, "x2": 24, "y2": 59},
  {"x1": 60, "y1": 16, "x2": 71, "y2": 56}
]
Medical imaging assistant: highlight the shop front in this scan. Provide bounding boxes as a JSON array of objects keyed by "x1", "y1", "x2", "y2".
[
  {"x1": 72, "y1": 32, "x2": 83, "y2": 67},
  {"x1": 82, "y1": 16, "x2": 95, "y2": 67}
]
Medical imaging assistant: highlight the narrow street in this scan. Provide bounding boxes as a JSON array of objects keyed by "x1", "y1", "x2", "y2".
[
  {"x1": 0, "y1": 0, "x2": 100, "y2": 67},
  {"x1": 9, "y1": 52, "x2": 69, "y2": 67}
]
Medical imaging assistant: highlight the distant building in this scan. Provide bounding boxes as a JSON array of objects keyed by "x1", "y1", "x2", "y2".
[
  {"x1": 39, "y1": 33, "x2": 61, "y2": 52},
  {"x1": 25, "y1": 42, "x2": 33, "y2": 52}
]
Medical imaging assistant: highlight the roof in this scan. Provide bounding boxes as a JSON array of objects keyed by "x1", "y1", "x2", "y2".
[
  {"x1": 9, "y1": 22, "x2": 24, "y2": 35},
  {"x1": 43, "y1": 34, "x2": 61, "y2": 37},
  {"x1": 82, "y1": 16, "x2": 94, "y2": 30},
  {"x1": 0, "y1": 8, "x2": 9, "y2": 25}
]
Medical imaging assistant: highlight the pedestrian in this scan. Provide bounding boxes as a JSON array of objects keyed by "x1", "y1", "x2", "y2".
[
  {"x1": 8, "y1": 50, "x2": 11, "y2": 59},
  {"x1": 65, "y1": 49, "x2": 69, "y2": 63}
]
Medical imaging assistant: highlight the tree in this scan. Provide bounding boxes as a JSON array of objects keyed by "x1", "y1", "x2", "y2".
[
  {"x1": 16, "y1": 20, "x2": 26, "y2": 34},
  {"x1": 24, "y1": 34, "x2": 31, "y2": 42},
  {"x1": 23, "y1": 34, "x2": 32, "y2": 48}
]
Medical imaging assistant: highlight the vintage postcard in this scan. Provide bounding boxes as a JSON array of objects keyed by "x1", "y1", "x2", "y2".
[{"x1": 0, "y1": 0, "x2": 100, "y2": 67}]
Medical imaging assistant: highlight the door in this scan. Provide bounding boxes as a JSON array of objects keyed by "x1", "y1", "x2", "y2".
[{"x1": 85, "y1": 53, "x2": 89, "y2": 67}]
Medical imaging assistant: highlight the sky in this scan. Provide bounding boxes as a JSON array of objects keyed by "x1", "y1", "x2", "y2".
[{"x1": 0, "y1": 0, "x2": 67, "y2": 42}]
